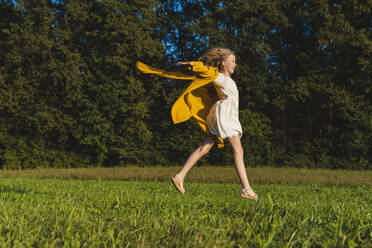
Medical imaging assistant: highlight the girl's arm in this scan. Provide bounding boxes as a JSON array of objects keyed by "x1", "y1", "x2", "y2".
[
  {"x1": 178, "y1": 61, "x2": 218, "y2": 79},
  {"x1": 178, "y1": 61, "x2": 193, "y2": 66}
]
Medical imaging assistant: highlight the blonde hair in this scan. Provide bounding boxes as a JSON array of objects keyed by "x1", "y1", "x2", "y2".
[{"x1": 198, "y1": 47, "x2": 235, "y2": 70}]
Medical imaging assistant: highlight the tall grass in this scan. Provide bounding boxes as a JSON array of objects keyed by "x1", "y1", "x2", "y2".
[
  {"x1": 0, "y1": 178, "x2": 371, "y2": 247},
  {"x1": 1, "y1": 166, "x2": 371, "y2": 185}
]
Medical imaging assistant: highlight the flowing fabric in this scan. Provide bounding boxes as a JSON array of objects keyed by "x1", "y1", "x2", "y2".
[{"x1": 136, "y1": 61, "x2": 224, "y2": 148}]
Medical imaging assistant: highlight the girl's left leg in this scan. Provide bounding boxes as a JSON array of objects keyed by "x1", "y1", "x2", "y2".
[{"x1": 227, "y1": 135, "x2": 257, "y2": 199}]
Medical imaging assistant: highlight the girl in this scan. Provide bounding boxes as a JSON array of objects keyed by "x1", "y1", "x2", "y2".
[{"x1": 137, "y1": 48, "x2": 257, "y2": 200}]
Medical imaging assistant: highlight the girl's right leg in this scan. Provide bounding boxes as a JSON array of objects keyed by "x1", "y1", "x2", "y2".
[{"x1": 172, "y1": 138, "x2": 214, "y2": 193}]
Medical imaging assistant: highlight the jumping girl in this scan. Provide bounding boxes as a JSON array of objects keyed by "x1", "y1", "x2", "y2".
[{"x1": 137, "y1": 48, "x2": 257, "y2": 200}]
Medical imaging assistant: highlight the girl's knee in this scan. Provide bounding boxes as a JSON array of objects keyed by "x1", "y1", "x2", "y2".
[
  {"x1": 233, "y1": 147, "x2": 244, "y2": 157},
  {"x1": 200, "y1": 147, "x2": 211, "y2": 156},
  {"x1": 199, "y1": 144, "x2": 212, "y2": 156}
]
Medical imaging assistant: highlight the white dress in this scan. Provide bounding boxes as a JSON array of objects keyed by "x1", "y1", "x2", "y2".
[{"x1": 206, "y1": 73, "x2": 242, "y2": 139}]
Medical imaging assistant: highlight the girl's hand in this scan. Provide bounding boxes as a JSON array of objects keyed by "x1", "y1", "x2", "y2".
[{"x1": 178, "y1": 61, "x2": 193, "y2": 66}]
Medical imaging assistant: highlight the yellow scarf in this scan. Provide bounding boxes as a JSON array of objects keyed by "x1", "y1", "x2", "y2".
[{"x1": 136, "y1": 61, "x2": 224, "y2": 148}]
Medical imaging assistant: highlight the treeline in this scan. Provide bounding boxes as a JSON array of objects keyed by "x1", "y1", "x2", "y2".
[{"x1": 0, "y1": 0, "x2": 371, "y2": 169}]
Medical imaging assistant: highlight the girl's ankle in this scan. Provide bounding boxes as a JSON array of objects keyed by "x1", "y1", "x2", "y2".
[{"x1": 175, "y1": 174, "x2": 184, "y2": 183}]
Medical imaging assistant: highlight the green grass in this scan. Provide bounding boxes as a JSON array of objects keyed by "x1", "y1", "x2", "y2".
[
  {"x1": 1, "y1": 166, "x2": 372, "y2": 186},
  {"x1": 0, "y1": 178, "x2": 370, "y2": 247}
]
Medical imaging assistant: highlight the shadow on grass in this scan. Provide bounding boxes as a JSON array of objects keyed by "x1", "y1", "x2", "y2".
[{"x1": 0, "y1": 185, "x2": 54, "y2": 196}]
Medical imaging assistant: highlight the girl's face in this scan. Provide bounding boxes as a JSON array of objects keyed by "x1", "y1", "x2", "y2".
[{"x1": 221, "y1": 54, "x2": 236, "y2": 75}]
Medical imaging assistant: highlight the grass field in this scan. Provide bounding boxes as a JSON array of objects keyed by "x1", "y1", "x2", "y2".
[
  {"x1": 1, "y1": 166, "x2": 372, "y2": 186},
  {"x1": 0, "y1": 167, "x2": 371, "y2": 247}
]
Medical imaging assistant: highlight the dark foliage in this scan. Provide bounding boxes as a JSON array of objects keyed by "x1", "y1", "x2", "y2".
[{"x1": 0, "y1": 0, "x2": 370, "y2": 169}]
